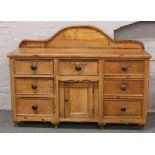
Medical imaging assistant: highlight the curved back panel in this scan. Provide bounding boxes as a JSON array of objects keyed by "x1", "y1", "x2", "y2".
[{"x1": 19, "y1": 25, "x2": 144, "y2": 49}]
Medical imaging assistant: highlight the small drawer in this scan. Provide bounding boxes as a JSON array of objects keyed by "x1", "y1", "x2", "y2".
[
  {"x1": 59, "y1": 59, "x2": 98, "y2": 75},
  {"x1": 104, "y1": 100, "x2": 142, "y2": 117},
  {"x1": 14, "y1": 60, "x2": 53, "y2": 75},
  {"x1": 16, "y1": 98, "x2": 55, "y2": 116},
  {"x1": 104, "y1": 80, "x2": 143, "y2": 96},
  {"x1": 15, "y1": 78, "x2": 54, "y2": 95},
  {"x1": 104, "y1": 60, "x2": 144, "y2": 75}
]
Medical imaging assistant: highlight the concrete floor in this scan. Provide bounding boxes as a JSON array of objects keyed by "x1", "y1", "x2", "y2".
[{"x1": 0, "y1": 110, "x2": 155, "y2": 133}]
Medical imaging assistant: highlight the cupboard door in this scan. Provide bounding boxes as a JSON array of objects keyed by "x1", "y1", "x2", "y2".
[{"x1": 61, "y1": 82, "x2": 96, "y2": 119}]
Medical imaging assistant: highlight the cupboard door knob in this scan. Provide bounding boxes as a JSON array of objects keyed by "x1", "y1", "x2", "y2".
[
  {"x1": 120, "y1": 106, "x2": 126, "y2": 112},
  {"x1": 31, "y1": 64, "x2": 37, "y2": 70},
  {"x1": 64, "y1": 98, "x2": 68, "y2": 102},
  {"x1": 75, "y1": 64, "x2": 82, "y2": 71},
  {"x1": 32, "y1": 104, "x2": 38, "y2": 111},
  {"x1": 121, "y1": 65, "x2": 128, "y2": 71},
  {"x1": 121, "y1": 84, "x2": 127, "y2": 91},
  {"x1": 32, "y1": 83, "x2": 38, "y2": 89}
]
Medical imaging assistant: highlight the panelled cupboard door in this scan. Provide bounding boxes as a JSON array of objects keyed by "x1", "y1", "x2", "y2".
[{"x1": 60, "y1": 82, "x2": 98, "y2": 119}]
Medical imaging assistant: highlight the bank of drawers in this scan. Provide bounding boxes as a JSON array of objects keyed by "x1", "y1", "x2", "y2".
[
  {"x1": 14, "y1": 58, "x2": 145, "y2": 119},
  {"x1": 14, "y1": 59, "x2": 55, "y2": 117},
  {"x1": 103, "y1": 60, "x2": 144, "y2": 118}
]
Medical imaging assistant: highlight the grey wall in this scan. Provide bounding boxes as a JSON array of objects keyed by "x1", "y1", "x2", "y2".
[
  {"x1": 3, "y1": 21, "x2": 154, "y2": 112},
  {"x1": 114, "y1": 21, "x2": 155, "y2": 112},
  {"x1": 115, "y1": 21, "x2": 155, "y2": 39}
]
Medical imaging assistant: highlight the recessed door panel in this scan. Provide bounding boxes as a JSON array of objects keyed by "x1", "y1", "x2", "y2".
[{"x1": 60, "y1": 82, "x2": 98, "y2": 119}]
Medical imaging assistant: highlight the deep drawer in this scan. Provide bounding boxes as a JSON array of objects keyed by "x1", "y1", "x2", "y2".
[
  {"x1": 14, "y1": 60, "x2": 54, "y2": 75},
  {"x1": 103, "y1": 100, "x2": 142, "y2": 117},
  {"x1": 15, "y1": 78, "x2": 54, "y2": 95},
  {"x1": 104, "y1": 79, "x2": 143, "y2": 96},
  {"x1": 104, "y1": 60, "x2": 144, "y2": 75},
  {"x1": 59, "y1": 59, "x2": 98, "y2": 75},
  {"x1": 16, "y1": 98, "x2": 55, "y2": 116}
]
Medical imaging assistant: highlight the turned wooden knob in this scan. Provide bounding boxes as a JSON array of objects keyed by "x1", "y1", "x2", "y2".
[
  {"x1": 32, "y1": 104, "x2": 38, "y2": 111},
  {"x1": 31, "y1": 83, "x2": 38, "y2": 89},
  {"x1": 121, "y1": 84, "x2": 127, "y2": 91},
  {"x1": 120, "y1": 106, "x2": 126, "y2": 112},
  {"x1": 121, "y1": 65, "x2": 128, "y2": 71},
  {"x1": 31, "y1": 64, "x2": 37, "y2": 70},
  {"x1": 75, "y1": 64, "x2": 82, "y2": 71}
]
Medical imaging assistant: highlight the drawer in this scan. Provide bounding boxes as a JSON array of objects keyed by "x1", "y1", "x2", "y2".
[
  {"x1": 104, "y1": 100, "x2": 142, "y2": 117},
  {"x1": 59, "y1": 59, "x2": 98, "y2": 75},
  {"x1": 16, "y1": 98, "x2": 55, "y2": 115},
  {"x1": 14, "y1": 60, "x2": 53, "y2": 75},
  {"x1": 15, "y1": 78, "x2": 54, "y2": 95},
  {"x1": 104, "y1": 60, "x2": 144, "y2": 75},
  {"x1": 104, "y1": 80, "x2": 143, "y2": 96}
]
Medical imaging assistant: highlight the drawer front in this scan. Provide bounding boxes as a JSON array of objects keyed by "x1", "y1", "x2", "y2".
[
  {"x1": 104, "y1": 100, "x2": 142, "y2": 116},
  {"x1": 59, "y1": 60, "x2": 98, "y2": 75},
  {"x1": 15, "y1": 78, "x2": 53, "y2": 95},
  {"x1": 104, "y1": 60, "x2": 144, "y2": 75},
  {"x1": 104, "y1": 80, "x2": 143, "y2": 96},
  {"x1": 15, "y1": 60, "x2": 53, "y2": 75},
  {"x1": 16, "y1": 98, "x2": 55, "y2": 115}
]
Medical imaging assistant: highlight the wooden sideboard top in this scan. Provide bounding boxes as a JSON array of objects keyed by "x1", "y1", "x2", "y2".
[
  {"x1": 7, "y1": 25, "x2": 151, "y2": 59},
  {"x1": 8, "y1": 48, "x2": 150, "y2": 59}
]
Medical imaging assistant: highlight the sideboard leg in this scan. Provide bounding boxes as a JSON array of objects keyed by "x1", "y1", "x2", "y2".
[
  {"x1": 53, "y1": 122, "x2": 60, "y2": 128},
  {"x1": 14, "y1": 121, "x2": 20, "y2": 127},
  {"x1": 138, "y1": 124, "x2": 145, "y2": 130},
  {"x1": 98, "y1": 123, "x2": 106, "y2": 129}
]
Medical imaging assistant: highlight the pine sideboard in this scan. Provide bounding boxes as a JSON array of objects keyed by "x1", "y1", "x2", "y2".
[{"x1": 7, "y1": 25, "x2": 151, "y2": 128}]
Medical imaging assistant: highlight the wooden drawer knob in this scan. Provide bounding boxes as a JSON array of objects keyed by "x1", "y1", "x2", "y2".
[
  {"x1": 121, "y1": 84, "x2": 127, "y2": 91},
  {"x1": 32, "y1": 104, "x2": 38, "y2": 111},
  {"x1": 121, "y1": 65, "x2": 128, "y2": 71},
  {"x1": 120, "y1": 106, "x2": 126, "y2": 112},
  {"x1": 31, "y1": 83, "x2": 38, "y2": 89},
  {"x1": 75, "y1": 64, "x2": 82, "y2": 71},
  {"x1": 31, "y1": 64, "x2": 37, "y2": 70}
]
